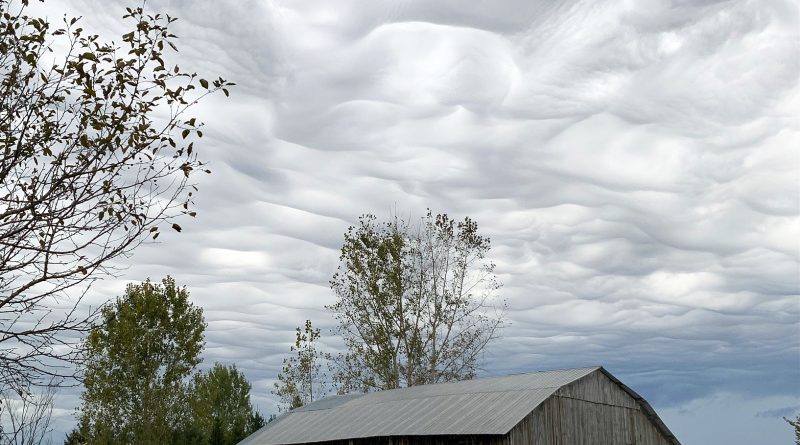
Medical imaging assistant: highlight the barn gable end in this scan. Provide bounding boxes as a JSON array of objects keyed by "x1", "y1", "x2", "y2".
[{"x1": 502, "y1": 368, "x2": 679, "y2": 445}]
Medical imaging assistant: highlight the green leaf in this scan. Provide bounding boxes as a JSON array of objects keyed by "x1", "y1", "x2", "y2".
[
  {"x1": 172, "y1": 223, "x2": 182, "y2": 232},
  {"x1": 199, "y1": 78, "x2": 208, "y2": 89}
]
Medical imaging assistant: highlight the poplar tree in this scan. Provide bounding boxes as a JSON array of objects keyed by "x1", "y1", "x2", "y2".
[
  {"x1": 328, "y1": 211, "x2": 506, "y2": 393},
  {"x1": 273, "y1": 320, "x2": 329, "y2": 410}
]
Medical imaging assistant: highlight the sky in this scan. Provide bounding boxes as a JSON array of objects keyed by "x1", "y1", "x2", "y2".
[{"x1": 28, "y1": 0, "x2": 800, "y2": 443}]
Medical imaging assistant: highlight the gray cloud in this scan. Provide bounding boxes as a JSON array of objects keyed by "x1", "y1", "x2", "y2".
[{"x1": 33, "y1": 0, "x2": 800, "y2": 443}]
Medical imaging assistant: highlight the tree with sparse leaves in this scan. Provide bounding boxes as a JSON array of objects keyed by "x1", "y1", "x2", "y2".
[
  {"x1": 786, "y1": 414, "x2": 800, "y2": 445},
  {"x1": 328, "y1": 211, "x2": 506, "y2": 393},
  {"x1": 273, "y1": 320, "x2": 329, "y2": 410},
  {"x1": 0, "y1": 0, "x2": 232, "y2": 394},
  {"x1": 77, "y1": 277, "x2": 205, "y2": 445}
]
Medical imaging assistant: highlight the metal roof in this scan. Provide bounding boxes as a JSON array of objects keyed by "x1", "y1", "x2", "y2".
[{"x1": 240, "y1": 367, "x2": 599, "y2": 445}]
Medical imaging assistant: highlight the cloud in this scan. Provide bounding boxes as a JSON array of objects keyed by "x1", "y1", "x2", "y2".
[
  {"x1": 756, "y1": 405, "x2": 800, "y2": 419},
  {"x1": 31, "y1": 0, "x2": 800, "y2": 443}
]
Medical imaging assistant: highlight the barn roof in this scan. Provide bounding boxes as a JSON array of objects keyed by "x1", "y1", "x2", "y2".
[{"x1": 240, "y1": 367, "x2": 678, "y2": 445}]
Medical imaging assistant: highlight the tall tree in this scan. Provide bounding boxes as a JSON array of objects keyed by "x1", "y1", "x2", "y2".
[
  {"x1": 189, "y1": 363, "x2": 264, "y2": 445},
  {"x1": 328, "y1": 211, "x2": 506, "y2": 393},
  {"x1": 273, "y1": 320, "x2": 329, "y2": 410},
  {"x1": 0, "y1": 0, "x2": 232, "y2": 392},
  {"x1": 77, "y1": 277, "x2": 205, "y2": 445}
]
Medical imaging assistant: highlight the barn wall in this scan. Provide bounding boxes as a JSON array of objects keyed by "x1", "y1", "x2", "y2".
[{"x1": 502, "y1": 370, "x2": 674, "y2": 445}]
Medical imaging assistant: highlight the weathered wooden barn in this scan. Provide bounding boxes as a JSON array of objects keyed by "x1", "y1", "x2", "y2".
[{"x1": 239, "y1": 367, "x2": 680, "y2": 445}]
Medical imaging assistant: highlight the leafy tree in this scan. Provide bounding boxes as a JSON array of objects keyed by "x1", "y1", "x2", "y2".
[
  {"x1": 168, "y1": 425, "x2": 205, "y2": 445},
  {"x1": 328, "y1": 211, "x2": 506, "y2": 392},
  {"x1": 189, "y1": 362, "x2": 264, "y2": 445},
  {"x1": 273, "y1": 320, "x2": 329, "y2": 410},
  {"x1": 77, "y1": 277, "x2": 205, "y2": 445},
  {"x1": 786, "y1": 414, "x2": 800, "y2": 445},
  {"x1": 0, "y1": 0, "x2": 232, "y2": 392},
  {"x1": 63, "y1": 428, "x2": 86, "y2": 445},
  {"x1": 248, "y1": 411, "x2": 266, "y2": 434}
]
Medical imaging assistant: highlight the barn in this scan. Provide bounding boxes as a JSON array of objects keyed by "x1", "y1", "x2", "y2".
[{"x1": 240, "y1": 367, "x2": 680, "y2": 445}]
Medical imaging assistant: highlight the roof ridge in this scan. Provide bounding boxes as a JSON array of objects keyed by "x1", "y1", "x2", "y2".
[
  {"x1": 342, "y1": 385, "x2": 564, "y2": 408},
  {"x1": 296, "y1": 367, "x2": 600, "y2": 412},
  {"x1": 477, "y1": 365, "x2": 601, "y2": 379}
]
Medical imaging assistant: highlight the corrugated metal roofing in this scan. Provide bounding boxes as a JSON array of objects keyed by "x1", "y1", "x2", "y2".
[{"x1": 240, "y1": 367, "x2": 599, "y2": 445}]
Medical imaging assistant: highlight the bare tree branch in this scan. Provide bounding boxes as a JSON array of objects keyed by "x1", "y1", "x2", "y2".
[
  {"x1": 0, "y1": 382, "x2": 55, "y2": 445},
  {"x1": 0, "y1": 1, "x2": 232, "y2": 394}
]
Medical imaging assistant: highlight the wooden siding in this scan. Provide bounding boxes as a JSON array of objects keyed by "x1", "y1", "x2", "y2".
[
  {"x1": 500, "y1": 370, "x2": 673, "y2": 445},
  {"x1": 556, "y1": 369, "x2": 638, "y2": 409}
]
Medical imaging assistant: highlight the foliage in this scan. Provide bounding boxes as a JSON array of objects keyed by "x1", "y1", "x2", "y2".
[
  {"x1": 786, "y1": 414, "x2": 800, "y2": 445},
  {"x1": 0, "y1": 384, "x2": 55, "y2": 445},
  {"x1": 328, "y1": 211, "x2": 505, "y2": 392},
  {"x1": 74, "y1": 277, "x2": 264, "y2": 445},
  {"x1": 0, "y1": 0, "x2": 232, "y2": 392},
  {"x1": 273, "y1": 320, "x2": 329, "y2": 410},
  {"x1": 189, "y1": 363, "x2": 264, "y2": 445},
  {"x1": 248, "y1": 412, "x2": 266, "y2": 435},
  {"x1": 77, "y1": 277, "x2": 205, "y2": 445},
  {"x1": 63, "y1": 428, "x2": 85, "y2": 445}
]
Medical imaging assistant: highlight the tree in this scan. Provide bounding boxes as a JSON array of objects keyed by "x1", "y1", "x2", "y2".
[
  {"x1": 77, "y1": 277, "x2": 205, "y2": 445},
  {"x1": 63, "y1": 429, "x2": 86, "y2": 445},
  {"x1": 0, "y1": 0, "x2": 232, "y2": 393},
  {"x1": 786, "y1": 414, "x2": 800, "y2": 445},
  {"x1": 189, "y1": 362, "x2": 264, "y2": 445},
  {"x1": 328, "y1": 211, "x2": 506, "y2": 393},
  {"x1": 273, "y1": 320, "x2": 329, "y2": 410},
  {"x1": 0, "y1": 384, "x2": 55, "y2": 445},
  {"x1": 248, "y1": 411, "x2": 266, "y2": 436}
]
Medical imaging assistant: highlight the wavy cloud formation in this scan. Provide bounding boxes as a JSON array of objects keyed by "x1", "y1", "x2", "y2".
[{"x1": 37, "y1": 0, "x2": 800, "y2": 443}]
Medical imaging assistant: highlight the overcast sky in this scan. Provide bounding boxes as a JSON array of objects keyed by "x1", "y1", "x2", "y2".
[{"x1": 35, "y1": 0, "x2": 800, "y2": 443}]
